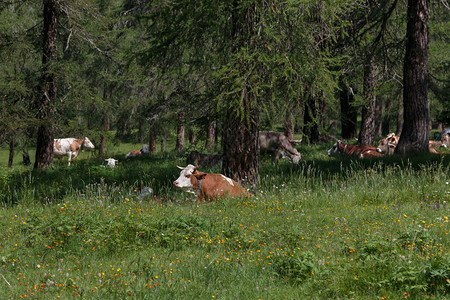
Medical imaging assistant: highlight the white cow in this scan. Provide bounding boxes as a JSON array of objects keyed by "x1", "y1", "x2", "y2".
[
  {"x1": 105, "y1": 158, "x2": 119, "y2": 168},
  {"x1": 54, "y1": 137, "x2": 95, "y2": 166}
]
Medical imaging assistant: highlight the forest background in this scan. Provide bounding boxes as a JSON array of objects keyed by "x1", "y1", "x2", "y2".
[{"x1": 0, "y1": 0, "x2": 449, "y2": 180}]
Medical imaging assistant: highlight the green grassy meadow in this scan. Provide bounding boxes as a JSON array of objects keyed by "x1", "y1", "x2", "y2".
[{"x1": 0, "y1": 143, "x2": 449, "y2": 299}]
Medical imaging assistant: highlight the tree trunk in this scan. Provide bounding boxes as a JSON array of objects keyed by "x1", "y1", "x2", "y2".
[
  {"x1": 149, "y1": 130, "x2": 157, "y2": 154},
  {"x1": 381, "y1": 96, "x2": 392, "y2": 136},
  {"x1": 99, "y1": 85, "x2": 110, "y2": 159},
  {"x1": 221, "y1": 2, "x2": 260, "y2": 184},
  {"x1": 283, "y1": 112, "x2": 294, "y2": 140},
  {"x1": 188, "y1": 127, "x2": 196, "y2": 148},
  {"x1": 160, "y1": 133, "x2": 166, "y2": 153},
  {"x1": 23, "y1": 147, "x2": 31, "y2": 166},
  {"x1": 358, "y1": 56, "x2": 377, "y2": 146},
  {"x1": 375, "y1": 95, "x2": 383, "y2": 137},
  {"x1": 339, "y1": 79, "x2": 357, "y2": 139},
  {"x1": 303, "y1": 94, "x2": 320, "y2": 144},
  {"x1": 222, "y1": 86, "x2": 259, "y2": 184},
  {"x1": 34, "y1": 0, "x2": 57, "y2": 170},
  {"x1": 396, "y1": 0, "x2": 429, "y2": 154},
  {"x1": 8, "y1": 139, "x2": 14, "y2": 168},
  {"x1": 396, "y1": 90, "x2": 404, "y2": 135},
  {"x1": 99, "y1": 108, "x2": 109, "y2": 159},
  {"x1": 175, "y1": 113, "x2": 185, "y2": 152},
  {"x1": 206, "y1": 120, "x2": 216, "y2": 151}
]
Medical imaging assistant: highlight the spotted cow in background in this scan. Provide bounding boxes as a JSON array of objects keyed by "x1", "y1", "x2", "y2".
[
  {"x1": 125, "y1": 144, "x2": 150, "y2": 158},
  {"x1": 377, "y1": 133, "x2": 447, "y2": 154},
  {"x1": 54, "y1": 137, "x2": 95, "y2": 166},
  {"x1": 328, "y1": 140, "x2": 383, "y2": 159}
]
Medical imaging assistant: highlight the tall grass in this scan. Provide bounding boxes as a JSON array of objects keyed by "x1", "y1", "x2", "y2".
[{"x1": 0, "y1": 145, "x2": 449, "y2": 299}]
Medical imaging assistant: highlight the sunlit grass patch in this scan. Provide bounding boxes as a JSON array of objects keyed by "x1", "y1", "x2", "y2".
[{"x1": 0, "y1": 146, "x2": 449, "y2": 298}]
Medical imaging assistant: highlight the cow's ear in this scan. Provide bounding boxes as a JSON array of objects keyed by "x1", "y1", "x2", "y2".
[{"x1": 193, "y1": 172, "x2": 207, "y2": 180}]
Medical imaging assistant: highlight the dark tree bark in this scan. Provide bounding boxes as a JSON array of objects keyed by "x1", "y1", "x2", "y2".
[
  {"x1": 396, "y1": 91, "x2": 404, "y2": 135},
  {"x1": 222, "y1": 87, "x2": 259, "y2": 184},
  {"x1": 206, "y1": 119, "x2": 216, "y2": 151},
  {"x1": 339, "y1": 79, "x2": 357, "y2": 139},
  {"x1": 283, "y1": 112, "x2": 294, "y2": 140},
  {"x1": 221, "y1": 3, "x2": 260, "y2": 184},
  {"x1": 99, "y1": 86, "x2": 110, "y2": 159},
  {"x1": 23, "y1": 148, "x2": 31, "y2": 166},
  {"x1": 34, "y1": 0, "x2": 57, "y2": 170},
  {"x1": 149, "y1": 130, "x2": 157, "y2": 154},
  {"x1": 99, "y1": 109, "x2": 109, "y2": 159},
  {"x1": 396, "y1": 0, "x2": 430, "y2": 154},
  {"x1": 160, "y1": 129, "x2": 167, "y2": 152},
  {"x1": 358, "y1": 56, "x2": 377, "y2": 146},
  {"x1": 188, "y1": 127, "x2": 196, "y2": 148},
  {"x1": 375, "y1": 97, "x2": 382, "y2": 137},
  {"x1": 8, "y1": 139, "x2": 14, "y2": 168},
  {"x1": 175, "y1": 113, "x2": 185, "y2": 151},
  {"x1": 381, "y1": 96, "x2": 392, "y2": 136},
  {"x1": 303, "y1": 94, "x2": 320, "y2": 144}
]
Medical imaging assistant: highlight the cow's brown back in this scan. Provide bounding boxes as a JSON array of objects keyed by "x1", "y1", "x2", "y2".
[{"x1": 191, "y1": 172, "x2": 251, "y2": 201}]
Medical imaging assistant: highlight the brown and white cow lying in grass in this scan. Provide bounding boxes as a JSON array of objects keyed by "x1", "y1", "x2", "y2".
[
  {"x1": 377, "y1": 133, "x2": 447, "y2": 154},
  {"x1": 125, "y1": 145, "x2": 150, "y2": 158},
  {"x1": 328, "y1": 140, "x2": 383, "y2": 159},
  {"x1": 173, "y1": 164, "x2": 252, "y2": 202},
  {"x1": 259, "y1": 131, "x2": 301, "y2": 164},
  {"x1": 54, "y1": 137, "x2": 95, "y2": 166}
]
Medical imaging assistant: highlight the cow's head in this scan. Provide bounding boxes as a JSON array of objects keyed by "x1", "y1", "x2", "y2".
[
  {"x1": 377, "y1": 134, "x2": 398, "y2": 154},
  {"x1": 105, "y1": 158, "x2": 118, "y2": 167},
  {"x1": 173, "y1": 164, "x2": 206, "y2": 190},
  {"x1": 327, "y1": 141, "x2": 343, "y2": 156},
  {"x1": 83, "y1": 137, "x2": 95, "y2": 149},
  {"x1": 141, "y1": 144, "x2": 149, "y2": 154},
  {"x1": 376, "y1": 138, "x2": 389, "y2": 153},
  {"x1": 290, "y1": 150, "x2": 301, "y2": 164},
  {"x1": 441, "y1": 133, "x2": 450, "y2": 148}
]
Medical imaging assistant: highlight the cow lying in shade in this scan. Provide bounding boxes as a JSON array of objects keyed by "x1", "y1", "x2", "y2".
[
  {"x1": 328, "y1": 140, "x2": 383, "y2": 159},
  {"x1": 376, "y1": 133, "x2": 399, "y2": 155},
  {"x1": 441, "y1": 129, "x2": 450, "y2": 148},
  {"x1": 186, "y1": 151, "x2": 222, "y2": 168},
  {"x1": 173, "y1": 164, "x2": 252, "y2": 202},
  {"x1": 125, "y1": 144, "x2": 150, "y2": 158},
  {"x1": 259, "y1": 131, "x2": 301, "y2": 164},
  {"x1": 54, "y1": 137, "x2": 95, "y2": 166},
  {"x1": 377, "y1": 133, "x2": 447, "y2": 154}
]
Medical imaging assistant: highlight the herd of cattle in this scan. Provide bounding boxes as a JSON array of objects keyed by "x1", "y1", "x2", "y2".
[
  {"x1": 52, "y1": 129, "x2": 450, "y2": 201},
  {"x1": 328, "y1": 130, "x2": 450, "y2": 159}
]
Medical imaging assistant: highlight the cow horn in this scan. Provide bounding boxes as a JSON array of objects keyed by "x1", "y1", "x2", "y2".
[{"x1": 176, "y1": 165, "x2": 184, "y2": 170}]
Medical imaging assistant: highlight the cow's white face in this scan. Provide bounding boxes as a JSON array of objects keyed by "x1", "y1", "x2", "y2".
[
  {"x1": 173, "y1": 164, "x2": 196, "y2": 189},
  {"x1": 141, "y1": 145, "x2": 149, "y2": 154},
  {"x1": 105, "y1": 158, "x2": 118, "y2": 167},
  {"x1": 327, "y1": 142, "x2": 340, "y2": 156},
  {"x1": 291, "y1": 153, "x2": 301, "y2": 164},
  {"x1": 84, "y1": 137, "x2": 95, "y2": 149}
]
